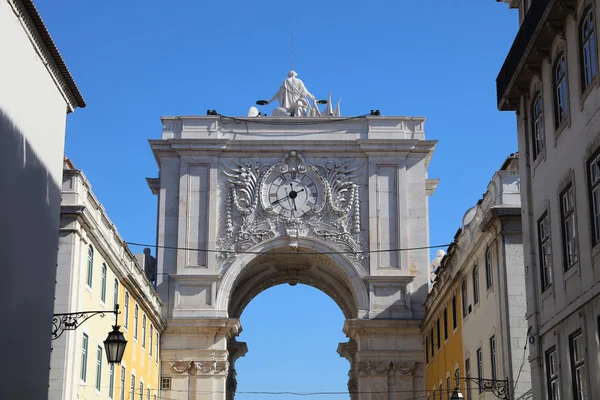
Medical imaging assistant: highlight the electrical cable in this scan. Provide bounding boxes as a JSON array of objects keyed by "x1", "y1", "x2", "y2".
[{"x1": 126, "y1": 241, "x2": 451, "y2": 255}]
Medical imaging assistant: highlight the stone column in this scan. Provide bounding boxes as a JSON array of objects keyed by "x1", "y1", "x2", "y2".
[
  {"x1": 226, "y1": 339, "x2": 248, "y2": 400},
  {"x1": 343, "y1": 319, "x2": 424, "y2": 400},
  {"x1": 160, "y1": 318, "x2": 241, "y2": 400},
  {"x1": 337, "y1": 341, "x2": 358, "y2": 400}
]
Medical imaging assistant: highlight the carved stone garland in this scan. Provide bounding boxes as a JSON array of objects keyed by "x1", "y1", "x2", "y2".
[{"x1": 218, "y1": 151, "x2": 367, "y2": 264}]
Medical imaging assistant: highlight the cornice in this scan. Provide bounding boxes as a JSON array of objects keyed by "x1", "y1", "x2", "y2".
[{"x1": 8, "y1": 0, "x2": 85, "y2": 110}]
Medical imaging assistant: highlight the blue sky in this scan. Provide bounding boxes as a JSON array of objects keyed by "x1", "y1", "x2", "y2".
[{"x1": 38, "y1": 0, "x2": 519, "y2": 397}]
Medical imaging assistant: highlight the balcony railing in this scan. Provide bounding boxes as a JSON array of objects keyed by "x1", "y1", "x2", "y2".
[{"x1": 496, "y1": 0, "x2": 552, "y2": 108}]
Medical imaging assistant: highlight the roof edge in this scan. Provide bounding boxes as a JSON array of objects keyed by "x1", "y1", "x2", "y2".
[{"x1": 15, "y1": 0, "x2": 86, "y2": 109}]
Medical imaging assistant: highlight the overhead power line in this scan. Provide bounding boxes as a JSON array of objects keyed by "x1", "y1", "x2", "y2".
[{"x1": 126, "y1": 241, "x2": 451, "y2": 255}]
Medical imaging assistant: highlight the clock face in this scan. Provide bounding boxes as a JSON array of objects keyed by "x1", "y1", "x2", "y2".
[{"x1": 261, "y1": 167, "x2": 326, "y2": 218}]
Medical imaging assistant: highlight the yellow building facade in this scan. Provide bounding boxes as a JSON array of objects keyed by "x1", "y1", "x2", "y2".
[
  {"x1": 49, "y1": 159, "x2": 164, "y2": 400},
  {"x1": 422, "y1": 249, "x2": 465, "y2": 400}
]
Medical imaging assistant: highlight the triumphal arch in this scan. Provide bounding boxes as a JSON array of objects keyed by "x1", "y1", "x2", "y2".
[{"x1": 148, "y1": 71, "x2": 438, "y2": 400}]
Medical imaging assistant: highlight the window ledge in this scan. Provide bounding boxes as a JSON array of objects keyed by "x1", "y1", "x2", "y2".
[
  {"x1": 554, "y1": 114, "x2": 571, "y2": 143},
  {"x1": 540, "y1": 285, "x2": 554, "y2": 304},
  {"x1": 564, "y1": 263, "x2": 580, "y2": 283},
  {"x1": 580, "y1": 75, "x2": 598, "y2": 110},
  {"x1": 531, "y1": 148, "x2": 546, "y2": 177}
]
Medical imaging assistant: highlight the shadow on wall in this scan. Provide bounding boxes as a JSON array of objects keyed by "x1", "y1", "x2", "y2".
[{"x1": 0, "y1": 107, "x2": 62, "y2": 399}]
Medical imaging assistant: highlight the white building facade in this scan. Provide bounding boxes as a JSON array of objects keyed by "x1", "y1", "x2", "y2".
[
  {"x1": 449, "y1": 155, "x2": 530, "y2": 400},
  {"x1": 497, "y1": 1, "x2": 600, "y2": 399},
  {"x1": 147, "y1": 73, "x2": 440, "y2": 400},
  {"x1": 50, "y1": 159, "x2": 164, "y2": 400},
  {"x1": 0, "y1": 0, "x2": 85, "y2": 397}
]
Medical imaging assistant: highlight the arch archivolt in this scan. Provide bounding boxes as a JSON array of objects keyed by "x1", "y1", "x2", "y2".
[{"x1": 215, "y1": 237, "x2": 369, "y2": 319}]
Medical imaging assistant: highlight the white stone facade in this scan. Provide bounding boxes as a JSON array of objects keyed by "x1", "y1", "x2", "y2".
[
  {"x1": 426, "y1": 155, "x2": 531, "y2": 400},
  {"x1": 497, "y1": 1, "x2": 600, "y2": 399},
  {"x1": 148, "y1": 114, "x2": 439, "y2": 399},
  {"x1": 50, "y1": 161, "x2": 164, "y2": 399},
  {"x1": 0, "y1": 0, "x2": 84, "y2": 398}
]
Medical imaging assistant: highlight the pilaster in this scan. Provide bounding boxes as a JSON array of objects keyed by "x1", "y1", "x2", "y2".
[{"x1": 342, "y1": 319, "x2": 424, "y2": 400}]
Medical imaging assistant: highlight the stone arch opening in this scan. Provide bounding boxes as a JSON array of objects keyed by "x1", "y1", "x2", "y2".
[{"x1": 216, "y1": 237, "x2": 370, "y2": 319}]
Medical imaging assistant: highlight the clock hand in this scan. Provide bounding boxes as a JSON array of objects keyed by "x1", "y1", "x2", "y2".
[{"x1": 270, "y1": 195, "x2": 289, "y2": 205}]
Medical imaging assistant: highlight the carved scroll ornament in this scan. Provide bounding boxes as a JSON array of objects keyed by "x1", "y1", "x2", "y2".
[{"x1": 169, "y1": 361, "x2": 192, "y2": 374}]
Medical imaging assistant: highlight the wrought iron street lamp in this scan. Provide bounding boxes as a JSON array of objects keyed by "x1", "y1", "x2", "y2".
[
  {"x1": 52, "y1": 304, "x2": 127, "y2": 364},
  {"x1": 451, "y1": 369, "x2": 509, "y2": 400}
]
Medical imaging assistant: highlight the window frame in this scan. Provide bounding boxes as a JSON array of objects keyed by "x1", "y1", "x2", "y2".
[
  {"x1": 531, "y1": 91, "x2": 545, "y2": 159},
  {"x1": 569, "y1": 330, "x2": 587, "y2": 400},
  {"x1": 426, "y1": 336, "x2": 429, "y2": 363},
  {"x1": 490, "y1": 335, "x2": 497, "y2": 380},
  {"x1": 436, "y1": 318, "x2": 441, "y2": 350},
  {"x1": 545, "y1": 346, "x2": 560, "y2": 400},
  {"x1": 452, "y1": 294, "x2": 457, "y2": 330},
  {"x1": 538, "y1": 211, "x2": 553, "y2": 291},
  {"x1": 139, "y1": 381, "x2": 143, "y2": 400},
  {"x1": 101, "y1": 263, "x2": 107, "y2": 303},
  {"x1": 80, "y1": 333, "x2": 89, "y2": 382},
  {"x1": 142, "y1": 315, "x2": 147, "y2": 348},
  {"x1": 430, "y1": 328, "x2": 435, "y2": 358},
  {"x1": 465, "y1": 358, "x2": 472, "y2": 400},
  {"x1": 476, "y1": 347, "x2": 483, "y2": 393},
  {"x1": 588, "y1": 147, "x2": 600, "y2": 246},
  {"x1": 485, "y1": 247, "x2": 493, "y2": 289},
  {"x1": 109, "y1": 363, "x2": 115, "y2": 399},
  {"x1": 150, "y1": 324, "x2": 154, "y2": 357},
  {"x1": 580, "y1": 6, "x2": 597, "y2": 90},
  {"x1": 134, "y1": 304, "x2": 139, "y2": 340},
  {"x1": 86, "y1": 245, "x2": 94, "y2": 288},
  {"x1": 124, "y1": 292, "x2": 129, "y2": 329},
  {"x1": 443, "y1": 307, "x2": 448, "y2": 341},
  {"x1": 461, "y1": 280, "x2": 468, "y2": 318},
  {"x1": 472, "y1": 266, "x2": 480, "y2": 305},
  {"x1": 553, "y1": 52, "x2": 570, "y2": 127},
  {"x1": 560, "y1": 183, "x2": 578, "y2": 270},
  {"x1": 95, "y1": 345, "x2": 103, "y2": 392},
  {"x1": 131, "y1": 374, "x2": 136, "y2": 399},
  {"x1": 120, "y1": 366, "x2": 126, "y2": 400}
]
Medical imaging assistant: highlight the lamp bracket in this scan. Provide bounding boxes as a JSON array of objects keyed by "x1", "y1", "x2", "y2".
[
  {"x1": 52, "y1": 305, "x2": 120, "y2": 340},
  {"x1": 454, "y1": 369, "x2": 509, "y2": 399}
]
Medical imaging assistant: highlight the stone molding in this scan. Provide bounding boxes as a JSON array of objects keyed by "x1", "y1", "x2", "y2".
[
  {"x1": 356, "y1": 361, "x2": 416, "y2": 377},
  {"x1": 168, "y1": 360, "x2": 229, "y2": 375}
]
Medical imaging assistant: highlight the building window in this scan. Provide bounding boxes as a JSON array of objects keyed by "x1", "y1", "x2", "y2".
[
  {"x1": 440, "y1": 384, "x2": 444, "y2": 400},
  {"x1": 426, "y1": 337, "x2": 429, "y2": 363},
  {"x1": 433, "y1": 390, "x2": 436, "y2": 400},
  {"x1": 454, "y1": 368, "x2": 460, "y2": 391},
  {"x1": 113, "y1": 279, "x2": 119, "y2": 322},
  {"x1": 490, "y1": 336, "x2": 497, "y2": 380},
  {"x1": 120, "y1": 366, "x2": 126, "y2": 400},
  {"x1": 86, "y1": 245, "x2": 94, "y2": 288},
  {"x1": 155, "y1": 333, "x2": 159, "y2": 362},
  {"x1": 589, "y1": 149, "x2": 600, "y2": 246},
  {"x1": 142, "y1": 315, "x2": 147, "y2": 348},
  {"x1": 452, "y1": 294, "x2": 457, "y2": 329},
  {"x1": 131, "y1": 374, "x2": 135, "y2": 399},
  {"x1": 124, "y1": 293, "x2": 129, "y2": 329},
  {"x1": 531, "y1": 91, "x2": 545, "y2": 159},
  {"x1": 472, "y1": 266, "x2": 479, "y2": 305},
  {"x1": 150, "y1": 324, "x2": 154, "y2": 356},
  {"x1": 485, "y1": 247, "x2": 493, "y2": 289},
  {"x1": 96, "y1": 345, "x2": 103, "y2": 391},
  {"x1": 538, "y1": 212, "x2": 553, "y2": 290},
  {"x1": 554, "y1": 53, "x2": 569, "y2": 126},
  {"x1": 101, "y1": 264, "x2": 107, "y2": 303},
  {"x1": 139, "y1": 382, "x2": 143, "y2": 400},
  {"x1": 80, "y1": 333, "x2": 89, "y2": 382},
  {"x1": 134, "y1": 305, "x2": 139, "y2": 339},
  {"x1": 443, "y1": 307, "x2": 448, "y2": 340},
  {"x1": 476, "y1": 347, "x2": 483, "y2": 393},
  {"x1": 430, "y1": 328, "x2": 435, "y2": 358},
  {"x1": 570, "y1": 330, "x2": 587, "y2": 400},
  {"x1": 109, "y1": 364, "x2": 115, "y2": 399},
  {"x1": 465, "y1": 358, "x2": 472, "y2": 400},
  {"x1": 546, "y1": 347, "x2": 560, "y2": 400},
  {"x1": 446, "y1": 376, "x2": 451, "y2": 398},
  {"x1": 461, "y1": 280, "x2": 468, "y2": 318},
  {"x1": 147, "y1": 388, "x2": 151, "y2": 400},
  {"x1": 436, "y1": 318, "x2": 441, "y2": 349},
  {"x1": 580, "y1": 7, "x2": 597, "y2": 89},
  {"x1": 561, "y1": 184, "x2": 578, "y2": 269}
]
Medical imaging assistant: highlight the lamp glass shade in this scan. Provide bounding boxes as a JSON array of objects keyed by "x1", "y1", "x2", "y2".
[
  {"x1": 103, "y1": 325, "x2": 127, "y2": 364},
  {"x1": 450, "y1": 390, "x2": 464, "y2": 400}
]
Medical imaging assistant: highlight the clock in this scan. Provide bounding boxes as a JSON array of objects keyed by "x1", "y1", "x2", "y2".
[{"x1": 260, "y1": 165, "x2": 326, "y2": 218}]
